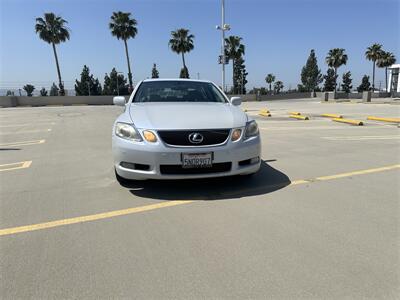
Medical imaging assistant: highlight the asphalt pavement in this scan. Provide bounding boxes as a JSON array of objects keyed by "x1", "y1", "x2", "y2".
[{"x1": 0, "y1": 99, "x2": 399, "y2": 299}]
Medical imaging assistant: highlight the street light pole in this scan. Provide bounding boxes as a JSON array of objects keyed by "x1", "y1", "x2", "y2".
[
  {"x1": 221, "y1": 0, "x2": 226, "y2": 92},
  {"x1": 216, "y1": 0, "x2": 230, "y2": 93}
]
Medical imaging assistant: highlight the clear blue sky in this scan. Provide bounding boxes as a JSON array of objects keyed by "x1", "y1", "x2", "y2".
[{"x1": 0, "y1": 0, "x2": 399, "y2": 91}]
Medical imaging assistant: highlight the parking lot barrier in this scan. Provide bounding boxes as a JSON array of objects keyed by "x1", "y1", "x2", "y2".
[
  {"x1": 366, "y1": 116, "x2": 400, "y2": 123},
  {"x1": 290, "y1": 115, "x2": 309, "y2": 120},
  {"x1": 259, "y1": 108, "x2": 271, "y2": 117},
  {"x1": 332, "y1": 118, "x2": 363, "y2": 126},
  {"x1": 321, "y1": 113, "x2": 343, "y2": 118},
  {"x1": 289, "y1": 112, "x2": 301, "y2": 115}
]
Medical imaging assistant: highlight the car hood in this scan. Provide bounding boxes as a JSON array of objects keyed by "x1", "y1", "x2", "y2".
[{"x1": 128, "y1": 102, "x2": 247, "y2": 129}]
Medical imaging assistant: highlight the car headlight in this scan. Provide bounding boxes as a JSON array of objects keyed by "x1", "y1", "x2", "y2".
[
  {"x1": 244, "y1": 120, "x2": 259, "y2": 139},
  {"x1": 115, "y1": 122, "x2": 143, "y2": 142}
]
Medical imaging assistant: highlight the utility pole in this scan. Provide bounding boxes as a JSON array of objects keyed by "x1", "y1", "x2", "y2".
[{"x1": 216, "y1": 0, "x2": 230, "y2": 92}]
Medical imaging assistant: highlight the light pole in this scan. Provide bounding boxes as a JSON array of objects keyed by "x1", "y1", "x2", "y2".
[{"x1": 216, "y1": 0, "x2": 230, "y2": 92}]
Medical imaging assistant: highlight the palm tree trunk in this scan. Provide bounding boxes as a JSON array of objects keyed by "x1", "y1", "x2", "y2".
[
  {"x1": 372, "y1": 61, "x2": 375, "y2": 90},
  {"x1": 334, "y1": 67, "x2": 337, "y2": 92},
  {"x1": 232, "y1": 58, "x2": 236, "y2": 94},
  {"x1": 124, "y1": 39, "x2": 133, "y2": 89},
  {"x1": 52, "y1": 42, "x2": 64, "y2": 96},
  {"x1": 181, "y1": 52, "x2": 186, "y2": 69}
]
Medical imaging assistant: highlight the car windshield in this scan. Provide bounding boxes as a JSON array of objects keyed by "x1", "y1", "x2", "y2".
[{"x1": 133, "y1": 81, "x2": 227, "y2": 103}]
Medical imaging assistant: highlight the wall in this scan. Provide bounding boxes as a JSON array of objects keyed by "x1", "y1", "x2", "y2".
[{"x1": 0, "y1": 96, "x2": 114, "y2": 107}]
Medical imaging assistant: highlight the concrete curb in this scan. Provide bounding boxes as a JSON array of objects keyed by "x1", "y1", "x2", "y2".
[
  {"x1": 332, "y1": 118, "x2": 363, "y2": 126},
  {"x1": 367, "y1": 116, "x2": 400, "y2": 123}
]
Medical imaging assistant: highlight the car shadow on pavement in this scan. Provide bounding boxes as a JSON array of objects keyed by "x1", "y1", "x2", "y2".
[{"x1": 127, "y1": 160, "x2": 290, "y2": 200}]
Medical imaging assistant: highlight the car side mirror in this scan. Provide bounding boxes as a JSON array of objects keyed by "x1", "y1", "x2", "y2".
[
  {"x1": 230, "y1": 97, "x2": 242, "y2": 106},
  {"x1": 113, "y1": 96, "x2": 126, "y2": 106}
]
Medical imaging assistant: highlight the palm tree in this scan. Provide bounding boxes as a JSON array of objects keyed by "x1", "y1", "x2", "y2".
[
  {"x1": 169, "y1": 28, "x2": 194, "y2": 78},
  {"x1": 225, "y1": 36, "x2": 245, "y2": 93},
  {"x1": 365, "y1": 43, "x2": 383, "y2": 91},
  {"x1": 35, "y1": 13, "x2": 70, "y2": 96},
  {"x1": 325, "y1": 48, "x2": 348, "y2": 92},
  {"x1": 109, "y1": 11, "x2": 138, "y2": 90},
  {"x1": 376, "y1": 51, "x2": 396, "y2": 92},
  {"x1": 265, "y1": 74, "x2": 275, "y2": 92}
]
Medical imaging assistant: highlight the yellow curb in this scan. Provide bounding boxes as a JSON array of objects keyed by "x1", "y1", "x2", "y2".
[
  {"x1": 321, "y1": 113, "x2": 343, "y2": 118},
  {"x1": 332, "y1": 118, "x2": 363, "y2": 126},
  {"x1": 289, "y1": 112, "x2": 301, "y2": 115},
  {"x1": 259, "y1": 113, "x2": 272, "y2": 117},
  {"x1": 259, "y1": 108, "x2": 270, "y2": 113},
  {"x1": 290, "y1": 115, "x2": 309, "y2": 120},
  {"x1": 367, "y1": 116, "x2": 400, "y2": 123}
]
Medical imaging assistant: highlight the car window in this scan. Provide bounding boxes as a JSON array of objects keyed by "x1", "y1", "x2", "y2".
[{"x1": 133, "y1": 81, "x2": 227, "y2": 103}]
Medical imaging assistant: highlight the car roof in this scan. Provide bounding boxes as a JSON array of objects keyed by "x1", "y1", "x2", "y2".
[{"x1": 141, "y1": 78, "x2": 212, "y2": 84}]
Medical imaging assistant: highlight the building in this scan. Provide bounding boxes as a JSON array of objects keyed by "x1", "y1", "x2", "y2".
[{"x1": 387, "y1": 64, "x2": 400, "y2": 93}]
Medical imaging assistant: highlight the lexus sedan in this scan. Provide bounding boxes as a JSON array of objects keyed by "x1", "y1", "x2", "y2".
[{"x1": 112, "y1": 79, "x2": 261, "y2": 182}]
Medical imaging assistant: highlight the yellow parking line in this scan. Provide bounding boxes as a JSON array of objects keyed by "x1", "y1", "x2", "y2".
[
  {"x1": 0, "y1": 139, "x2": 45, "y2": 147},
  {"x1": 0, "y1": 161, "x2": 32, "y2": 172},
  {"x1": 0, "y1": 201, "x2": 192, "y2": 236},
  {"x1": 1, "y1": 163, "x2": 399, "y2": 237}
]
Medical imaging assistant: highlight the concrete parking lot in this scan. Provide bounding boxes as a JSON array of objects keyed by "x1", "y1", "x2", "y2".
[{"x1": 0, "y1": 99, "x2": 399, "y2": 299}]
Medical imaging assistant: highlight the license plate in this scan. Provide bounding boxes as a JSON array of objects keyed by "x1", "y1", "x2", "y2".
[{"x1": 182, "y1": 152, "x2": 213, "y2": 168}]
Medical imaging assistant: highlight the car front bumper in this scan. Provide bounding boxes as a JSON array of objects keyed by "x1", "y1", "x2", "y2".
[{"x1": 112, "y1": 134, "x2": 261, "y2": 180}]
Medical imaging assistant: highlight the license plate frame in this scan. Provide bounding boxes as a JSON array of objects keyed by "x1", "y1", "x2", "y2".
[{"x1": 181, "y1": 152, "x2": 213, "y2": 169}]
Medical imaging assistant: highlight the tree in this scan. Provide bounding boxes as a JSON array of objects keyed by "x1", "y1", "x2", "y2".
[
  {"x1": 23, "y1": 84, "x2": 35, "y2": 96},
  {"x1": 323, "y1": 68, "x2": 337, "y2": 91},
  {"x1": 151, "y1": 63, "x2": 159, "y2": 78},
  {"x1": 74, "y1": 65, "x2": 102, "y2": 96},
  {"x1": 341, "y1": 71, "x2": 353, "y2": 93},
  {"x1": 300, "y1": 49, "x2": 323, "y2": 92},
  {"x1": 6, "y1": 90, "x2": 14, "y2": 96},
  {"x1": 35, "y1": 13, "x2": 70, "y2": 96},
  {"x1": 169, "y1": 28, "x2": 194, "y2": 79},
  {"x1": 109, "y1": 11, "x2": 138, "y2": 91},
  {"x1": 357, "y1": 75, "x2": 371, "y2": 92},
  {"x1": 50, "y1": 83, "x2": 59, "y2": 96},
  {"x1": 225, "y1": 36, "x2": 245, "y2": 93},
  {"x1": 233, "y1": 56, "x2": 248, "y2": 94},
  {"x1": 265, "y1": 74, "x2": 275, "y2": 93},
  {"x1": 365, "y1": 43, "x2": 383, "y2": 91},
  {"x1": 377, "y1": 51, "x2": 396, "y2": 91},
  {"x1": 274, "y1": 80, "x2": 284, "y2": 94},
  {"x1": 40, "y1": 87, "x2": 48, "y2": 96},
  {"x1": 103, "y1": 68, "x2": 129, "y2": 95},
  {"x1": 325, "y1": 48, "x2": 348, "y2": 91}
]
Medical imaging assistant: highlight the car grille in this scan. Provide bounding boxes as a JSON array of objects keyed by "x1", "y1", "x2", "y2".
[
  {"x1": 157, "y1": 129, "x2": 230, "y2": 146},
  {"x1": 160, "y1": 162, "x2": 232, "y2": 175}
]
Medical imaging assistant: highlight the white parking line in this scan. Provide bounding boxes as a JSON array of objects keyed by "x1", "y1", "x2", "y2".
[
  {"x1": 0, "y1": 129, "x2": 52, "y2": 135},
  {"x1": 0, "y1": 161, "x2": 32, "y2": 172},
  {"x1": 0, "y1": 140, "x2": 45, "y2": 147},
  {"x1": 0, "y1": 122, "x2": 55, "y2": 128},
  {"x1": 322, "y1": 135, "x2": 400, "y2": 141}
]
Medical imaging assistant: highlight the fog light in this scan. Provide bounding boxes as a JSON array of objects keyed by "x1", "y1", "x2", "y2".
[
  {"x1": 120, "y1": 162, "x2": 136, "y2": 169},
  {"x1": 250, "y1": 157, "x2": 260, "y2": 164},
  {"x1": 143, "y1": 130, "x2": 157, "y2": 143},
  {"x1": 231, "y1": 129, "x2": 242, "y2": 141}
]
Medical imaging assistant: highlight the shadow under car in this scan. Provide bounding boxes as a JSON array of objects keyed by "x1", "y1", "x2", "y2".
[{"x1": 124, "y1": 160, "x2": 290, "y2": 201}]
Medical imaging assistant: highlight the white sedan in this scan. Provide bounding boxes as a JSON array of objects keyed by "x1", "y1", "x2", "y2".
[{"x1": 112, "y1": 79, "x2": 261, "y2": 182}]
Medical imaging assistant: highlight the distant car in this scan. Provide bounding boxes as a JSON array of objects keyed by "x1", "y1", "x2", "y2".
[{"x1": 112, "y1": 79, "x2": 261, "y2": 182}]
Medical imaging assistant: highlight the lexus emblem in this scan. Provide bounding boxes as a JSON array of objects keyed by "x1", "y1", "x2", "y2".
[{"x1": 188, "y1": 132, "x2": 204, "y2": 144}]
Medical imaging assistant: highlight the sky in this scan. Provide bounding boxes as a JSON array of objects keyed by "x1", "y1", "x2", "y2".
[{"x1": 0, "y1": 0, "x2": 399, "y2": 92}]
